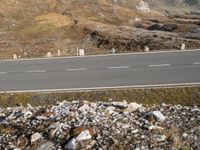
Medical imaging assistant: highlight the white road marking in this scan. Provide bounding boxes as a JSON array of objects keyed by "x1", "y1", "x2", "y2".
[
  {"x1": 66, "y1": 68, "x2": 87, "y2": 71},
  {"x1": 0, "y1": 72, "x2": 7, "y2": 75},
  {"x1": 193, "y1": 62, "x2": 200, "y2": 65},
  {"x1": 108, "y1": 66, "x2": 130, "y2": 69},
  {"x1": 1, "y1": 82, "x2": 200, "y2": 93},
  {"x1": 149, "y1": 64, "x2": 170, "y2": 67},
  {"x1": 26, "y1": 70, "x2": 47, "y2": 73}
]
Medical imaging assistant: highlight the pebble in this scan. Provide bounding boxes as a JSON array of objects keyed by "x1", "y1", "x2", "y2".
[
  {"x1": 64, "y1": 138, "x2": 76, "y2": 150},
  {"x1": 36, "y1": 141, "x2": 54, "y2": 150},
  {"x1": 111, "y1": 100, "x2": 128, "y2": 109},
  {"x1": 76, "y1": 130, "x2": 92, "y2": 141},
  {"x1": 31, "y1": 133, "x2": 43, "y2": 143},
  {"x1": 126, "y1": 102, "x2": 141, "y2": 112}
]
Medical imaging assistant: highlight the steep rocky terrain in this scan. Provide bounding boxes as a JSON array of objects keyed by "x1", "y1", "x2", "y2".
[{"x1": 0, "y1": 0, "x2": 200, "y2": 58}]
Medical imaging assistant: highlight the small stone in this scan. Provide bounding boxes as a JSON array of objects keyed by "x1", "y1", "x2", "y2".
[
  {"x1": 182, "y1": 133, "x2": 187, "y2": 138},
  {"x1": 31, "y1": 133, "x2": 42, "y2": 143},
  {"x1": 65, "y1": 138, "x2": 76, "y2": 150},
  {"x1": 76, "y1": 130, "x2": 92, "y2": 141},
  {"x1": 24, "y1": 111, "x2": 33, "y2": 118},
  {"x1": 106, "y1": 106, "x2": 116, "y2": 114},
  {"x1": 144, "y1": 111, "x2": 166, "y2": 122},
  {"x1": 148, "y1": 125, "x2": 164, "y2": 130},
  {"x1": 36, "y1": 116, "x2": 48, "y2": 120},
  {"x1": 111, "y1": 100, "x2": 128, "y2": 109},
  {"x1": 125, "y1": 102, "x2": 141, "y2": 112},
  {"x1": 78, "y1": 104, "x2": 91, "y2": 112},
  {"x1": 36, "y1": 141, "x2": 54, "y2": 150},
  {"x1": 154, "y1": 134, "x2": 166, "y2": 142},
  {"x1": 86, "y1": 140, "x2": 96, "y2": 149},
  {"x1": 131, "y1": 129, "x2": 138, "y2": 134}
]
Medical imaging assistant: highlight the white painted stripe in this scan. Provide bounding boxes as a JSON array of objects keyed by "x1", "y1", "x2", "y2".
[
  {"x1": 1, "y1": 82, "x2": 200, "y2": 93},
  {"x1": 108, "y1": 66, "x2": 130, "y2": 69},
  {"x1": 66, "y1": 68, "x2": 87, "y2": 71},
  {"x1": 0, "y1": 49, "x2": 199, "y2": 62},
  {"x1": 149, "y1": 64, "x2": 170, "y2": 67},
  {"x1": 193, "y1": 62, "x2": 200, "y2": 65},
  {"x1": 0, "y1": 72, "x2": 7, "y2": 75},
  {"x1": 26, "y1": 70, "x2": 47, "y2": 73}
]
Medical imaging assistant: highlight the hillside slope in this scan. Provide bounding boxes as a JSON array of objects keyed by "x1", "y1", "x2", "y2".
[{"x1": 0, "y1": 0, "x2": 200, "y2": 58}]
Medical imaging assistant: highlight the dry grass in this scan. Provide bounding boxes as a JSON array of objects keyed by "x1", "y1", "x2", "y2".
[
  {"x1": 0, "y1": 0, "x2": 199, "y2": 59},
  {"x1": 0, "y1": 86, "x2": 199, "y2": 108}
]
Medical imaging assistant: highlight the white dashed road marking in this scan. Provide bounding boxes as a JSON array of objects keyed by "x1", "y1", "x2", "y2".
[
  {"x1": 26, "y1": 70, "x2": 47, "y2": 73},
  {"x1": 66, "y1": 68, "x2": 87, "y2": 71},
  {"x1": 193, "y1": 62, "x2": 200, "y2": 65},
  {"x1": 108, "y1": 66, "x2": 130, "y2": 69},
  {"x1": 0, "y1": 72, "x2": 7, "y2": 75},
  {"x1": 148, "y1": 64, "x2": 170, "y2": 67}
]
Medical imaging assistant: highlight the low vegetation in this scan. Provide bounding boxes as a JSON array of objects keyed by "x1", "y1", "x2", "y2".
[{"x1": 0, "y1": 86, "x2": 200, "y2": 108}]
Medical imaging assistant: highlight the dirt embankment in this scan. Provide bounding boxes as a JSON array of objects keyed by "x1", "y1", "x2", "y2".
[{"x1": 0, "y1": 0, "x2": 200, "y2": 59}]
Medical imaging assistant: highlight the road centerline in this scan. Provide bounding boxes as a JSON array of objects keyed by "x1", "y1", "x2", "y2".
[
  {"x1": 0, "y1": 72, "x2": 7, "y2": 75},
  {"x1": 193, "y1": 62, "x2": 200, "y2": 65},
  {"x1": 108, "y1": 66, "x2": 130, "y2": 69},
  {"x1": 26, "y1": 70, "x2": 47, "y2": 73},
  {"x1": 66, "y1": 68, "x2": 87, "y2": 71},
  {"x1": 148, "y1": 64, "x2": 171, "y2": 67}
]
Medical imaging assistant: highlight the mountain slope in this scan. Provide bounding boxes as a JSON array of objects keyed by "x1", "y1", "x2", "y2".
[{"x1": 0, "y1": 0, "x2": 199, "y2": 58}]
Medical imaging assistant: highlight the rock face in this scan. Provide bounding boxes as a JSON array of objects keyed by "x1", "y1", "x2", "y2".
[{"x1": 0, "y1": 101, "x2": 199, "y2": 149}]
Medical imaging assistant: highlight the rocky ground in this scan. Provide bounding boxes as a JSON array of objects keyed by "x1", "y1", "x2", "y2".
[{"x1": 0, "y1": 100, "x2": 199, "y2": 150}]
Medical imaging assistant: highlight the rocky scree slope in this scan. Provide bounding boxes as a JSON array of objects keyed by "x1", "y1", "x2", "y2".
[
  {"x1": 0, "y1": 100, "x2": 199, "y2": 149},
  {"x1": 0, "y1": 0, "x2": 200, "y2": 58}
]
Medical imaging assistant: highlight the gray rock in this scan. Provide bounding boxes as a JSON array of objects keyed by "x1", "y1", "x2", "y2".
[
  {"x1": 65, "y1": 138, "x2": 76, "y2": 150},
  {"x1": 111, "y1": 100, "x2": 128, "y2": 109},
  {"x1": 126, "y1": 102, "x2": 141, "y2": 112},
  {"x1": 76, "y1": 130, "x2": 92, "y2": 141},
  {"x1": 154, "y1": 134, "x2": 166, "y2": 142},
  {"x1": 144, "y1": 111, "x2": 166, "y2": 122},
  {"x1": 31, "y1": 133, "x2": 43, "y2": 143},
  {"x1": 36, "y1": 141, "x2": 54, "y2": 150}
]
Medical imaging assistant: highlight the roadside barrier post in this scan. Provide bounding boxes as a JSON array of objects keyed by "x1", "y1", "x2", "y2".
[{"x1": 13, "y1": 54, "x2": 17, "y2": 59}]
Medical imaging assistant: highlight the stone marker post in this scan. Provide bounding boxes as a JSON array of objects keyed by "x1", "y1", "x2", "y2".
[
  {"x1": 181, "y1": 43, "x2": 185, "y2": 50},
  {"x1": 79, "y1": 49, "x2": 85, "y2": 56},
  {"x1": 57, "y1": 50, "x2": 61, "y2": 56},
  {"x1": 112, "y1": 48, "x2": 116, "y2": 54},
  {"x1": 46, "y1": 52, "x2": 52, "y2": 58},
  {"x1": 13, "y1": 54, "x2": 17, "y2": 59},
  {"x1": 144, "y1": 46, "x2": 150, "y2": 52}
]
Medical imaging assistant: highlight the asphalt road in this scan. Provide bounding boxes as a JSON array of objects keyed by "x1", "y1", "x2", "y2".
[{"x1": 0, "y1": 50, "x2": 200, "y2": 92}]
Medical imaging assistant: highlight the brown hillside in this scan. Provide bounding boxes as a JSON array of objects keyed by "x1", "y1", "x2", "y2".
[{"x1": 0, "y1": 0, "x2": 200, "y2": 58}]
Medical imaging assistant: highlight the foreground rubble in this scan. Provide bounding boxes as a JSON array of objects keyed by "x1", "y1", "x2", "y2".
[{"x1": 0, "y1": 101, "x2": 199, "y2": 150}]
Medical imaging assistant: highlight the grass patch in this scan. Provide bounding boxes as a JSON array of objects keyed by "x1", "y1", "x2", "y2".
[
  {"x1": 20, "y1": 23, "x2": 56, "y2": 35},
  {"x1": 0, "y1": 86, "x2": 200, "y2": 108}
]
